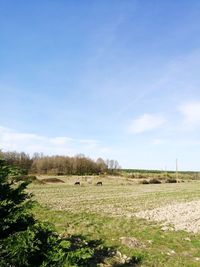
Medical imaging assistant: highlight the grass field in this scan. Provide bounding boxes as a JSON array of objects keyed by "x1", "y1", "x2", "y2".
[{"x1": 29, "y1": 177, "x2": 200, "y2": 266}]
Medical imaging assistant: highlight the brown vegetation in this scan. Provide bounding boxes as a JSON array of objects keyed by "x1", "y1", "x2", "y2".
[{"x1": 0, "y1": 150, "x2": 120, "y2": 176}]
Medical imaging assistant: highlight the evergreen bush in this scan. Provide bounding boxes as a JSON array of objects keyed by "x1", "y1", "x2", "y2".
[{"x1": 0, "y1": 159, "x2": 95, "y2": 267}]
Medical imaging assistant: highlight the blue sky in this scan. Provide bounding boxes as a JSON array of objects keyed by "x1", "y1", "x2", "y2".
[{"x1": 1, "y1": 0, "x2": 200, "y2": 170}]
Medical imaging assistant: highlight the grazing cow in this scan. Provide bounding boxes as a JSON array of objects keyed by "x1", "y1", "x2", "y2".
[
  {"x1": 74, "y1": 182, "x2": 80, "y2": 185},
  {"x1": 96, "y1": 181, "x2": 102, "y2": 186}
]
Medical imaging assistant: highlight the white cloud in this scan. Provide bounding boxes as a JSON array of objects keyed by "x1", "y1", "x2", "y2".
[
  {"x1": 128, "y1": 113, "x2": 166, "y2": 134},
  {"x1": 179, "y1": 102, "x2": 200, "y2": 127},
  {"x1": 0, "y1": 126, "x2": 109, "y2": 157}
]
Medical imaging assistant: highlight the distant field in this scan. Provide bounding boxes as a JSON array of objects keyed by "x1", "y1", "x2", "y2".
[
  {"x1": 121, "y1": 170, "x2": 200, "y2": 181},
  {"x1": 29, "y1": 178, "x2": 200, "y2": 266},
  {"x1": 122, "y1": 168, "x2": 200, "y2": 175}
]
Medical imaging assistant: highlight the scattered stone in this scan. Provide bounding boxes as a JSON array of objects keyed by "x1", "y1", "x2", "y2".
[
  {"x1": 122, "y1": 254, "x2": 128, "y2": 260},
  {"x1": 120, "y1": 258, "x2": 126, "y2": 264},
  {"x1": 116, "y1": 251, "x2": 122, "y2": 258},
  {"x1": 114, "y1": 250, "x2": 132, "y2": 264}
]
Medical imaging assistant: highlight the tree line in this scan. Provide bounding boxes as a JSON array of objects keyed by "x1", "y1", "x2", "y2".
[{"x1": 0, "y1": 150, "x2": 120, "y2": 175}]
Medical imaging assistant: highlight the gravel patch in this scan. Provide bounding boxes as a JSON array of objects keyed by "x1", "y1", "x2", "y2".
[{"x1": 135, "y1": 200, "x2": 200, "y2": 233}]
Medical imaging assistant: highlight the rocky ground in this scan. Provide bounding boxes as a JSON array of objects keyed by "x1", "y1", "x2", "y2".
[{"x1": 135, "y1": 200, "x2": 200, "y2": 233}]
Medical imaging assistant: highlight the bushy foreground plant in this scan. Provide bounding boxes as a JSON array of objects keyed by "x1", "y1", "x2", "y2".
[{"x1": 0, "y1": 160, "x2": 105, "y2": 267}]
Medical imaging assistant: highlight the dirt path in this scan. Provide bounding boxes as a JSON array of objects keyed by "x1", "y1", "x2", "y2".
[{"x1": 135, "y1": 200, "x2": 200, "y2": 233}]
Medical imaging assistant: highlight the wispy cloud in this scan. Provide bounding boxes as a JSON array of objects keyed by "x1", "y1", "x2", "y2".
[
  {"x1": 0, "y1": 126, "x2": 109, "y2": 157},
  {"x1": 118, "y1": 49, "x2": 200, "y2": 119},
  {"x1": 128, "y1": 113, "x2": 166, "y2": 134},
  {"x1": 179, "y1": 101, "x2": 200, "y2": 128}
]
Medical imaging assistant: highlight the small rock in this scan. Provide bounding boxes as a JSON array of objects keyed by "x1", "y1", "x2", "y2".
[
  {"x1": 120, "y1": 258, "x2": 126, "y2": 264},
  {"x1": 126, "y1": 257, "x2": 131, "y2": 262},
  {"x1": 161, "y1": 226, "x2": 169, "y2": 231},
  {"x1": 116, "y1": 251, "x2": 122, "y2": 257},
  {"x1": 122, "y1": 254, "x2": 127, "y2": 259}
]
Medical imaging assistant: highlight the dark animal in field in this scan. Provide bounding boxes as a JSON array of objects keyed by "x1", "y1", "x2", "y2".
[
  {"x1": 96, "y1": 181, "x2": 102, "y2": 186},
  {"x1": 74, "y1": 182, "x2": 80, "y2": 185}
]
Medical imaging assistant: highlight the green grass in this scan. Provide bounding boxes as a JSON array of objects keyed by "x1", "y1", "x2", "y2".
[{"x1": 29, "y1": 180, "x2": 200, "y2": 266}]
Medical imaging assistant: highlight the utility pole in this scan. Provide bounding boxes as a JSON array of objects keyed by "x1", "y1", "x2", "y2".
[{"x1": 176, "y1": 158, "x2": 178, "y2": 180}]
